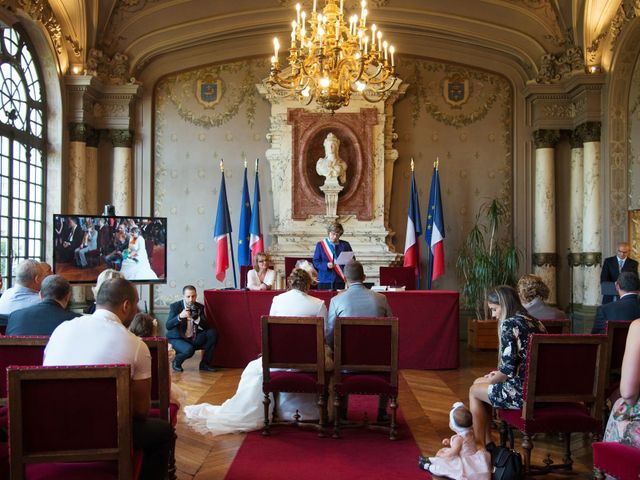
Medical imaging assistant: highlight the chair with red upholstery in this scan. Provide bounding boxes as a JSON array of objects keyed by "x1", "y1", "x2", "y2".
[
  {"x1": 0, "y1": 336, "x2": 48, "y2": 405},
  {"x1": 142, "y1": 337, "x2": 178, "y2": 480},
  {"x1": 593, "y1": 441, "x2": 640, "y2": 480},
  {"x1": 497, "y1": 334, "x2": 607, "y2": 474},
  {"x1": 332, "y1": 317, "x2": 399, "y2": 440},
  {"x1": 539, "y1": 318, "x2": 571, "y2": 334},
  {"x1": 261, "y1": 315, "x2": 327, "y2": 436},
  {"x1": 8, "y1": 365, "x2": 139, "y2": 480},
  {"x1": 379, "y1": 266, "x2": 416, "y2": 290},
  {"x1": 240, "y1": 265, "x2": 251, "y2": 289}
]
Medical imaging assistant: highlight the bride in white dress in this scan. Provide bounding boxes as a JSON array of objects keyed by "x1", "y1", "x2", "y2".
[
  {"x1": 184, "y1": 268, "x2": 327, "y2": 435},
  {"x1": 120, "y1": 227, "x2": 158, "y2": 280}
]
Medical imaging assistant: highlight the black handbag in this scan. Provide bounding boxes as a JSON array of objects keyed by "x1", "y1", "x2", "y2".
[{"x1": 491, "y1": 446, "x2": 523, "y2": 480}]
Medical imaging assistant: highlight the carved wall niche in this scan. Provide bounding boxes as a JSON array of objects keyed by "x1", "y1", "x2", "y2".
[{"x1": 289, "y1": 108, "x2": 377, "y2": 220}]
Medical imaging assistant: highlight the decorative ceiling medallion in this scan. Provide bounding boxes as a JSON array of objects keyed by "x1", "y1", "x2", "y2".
[
  {"x1": 196, "y1": 75, "x2": 223, "y2": 108},
  {"x1": 443, "y1": 74, "x2": 469, "y2": 107}
]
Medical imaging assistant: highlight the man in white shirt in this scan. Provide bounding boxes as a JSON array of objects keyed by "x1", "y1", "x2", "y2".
[
  {"x1": 44, "y1": 278, "x2": 172, "y2": 480},
  {"x1": 0, "y1": 259, "x2": 51, "y2": 315}
]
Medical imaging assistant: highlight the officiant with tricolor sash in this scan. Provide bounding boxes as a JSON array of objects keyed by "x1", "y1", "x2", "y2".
[{"x1": 313, "y1": 222, "x2": 353, "y2": 290}]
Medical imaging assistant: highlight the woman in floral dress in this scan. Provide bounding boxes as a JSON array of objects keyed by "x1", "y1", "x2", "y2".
[
  {"x1": 468, "y1": 285, "x2": 546, "y2": 448},
  {"x1": 604, "y1": 318, "x2": 640, "y2": 448}
]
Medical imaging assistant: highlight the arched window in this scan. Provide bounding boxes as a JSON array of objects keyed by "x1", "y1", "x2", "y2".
[{"x1": 0, "y1": 26, "x2": 45, "y2": 287}]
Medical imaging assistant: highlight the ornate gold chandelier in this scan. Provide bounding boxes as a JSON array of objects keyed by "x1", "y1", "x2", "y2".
[{"x1": 268, "y1": 0, "x2": 397, "y2": 112}]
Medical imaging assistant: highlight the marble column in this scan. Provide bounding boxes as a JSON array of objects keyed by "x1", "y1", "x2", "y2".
[
  {"x1": 110, "y1": 130, "x2": 134, "y2": 216},
  {"x1": 579, "y1": 122, "x2": 602, "y2": 308},
  {"x1": 68, "y1": 123, "x2": 88, "y2": 213},
  {"x1": 85, "y1": 127, "x2": 100, "y2": 215},
  {"x1": 532, "y1": 129, "x2": 560, "y2": 303},
  {"x1": 569, "y1": 130, "x2": 584, "y2": 306}
]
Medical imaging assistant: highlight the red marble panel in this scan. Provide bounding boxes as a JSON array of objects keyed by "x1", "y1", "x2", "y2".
[{"x1": 288, "y1": 108, "x2": 377, "y2": 220}]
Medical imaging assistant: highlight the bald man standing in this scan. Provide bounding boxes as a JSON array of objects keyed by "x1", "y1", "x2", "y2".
[{"x1": 601, "y1": 242, "x2": 639, "y2": 304}]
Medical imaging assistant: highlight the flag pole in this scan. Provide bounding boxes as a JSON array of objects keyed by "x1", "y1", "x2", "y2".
[
  {"x1": 411, "y1": 158, "x2": 421, "y2": 289},
  {"x1": 221, "y1": 160, "x2": 238, "y2": 289},
  {"x1": 426, "y1": 157, "x2": 438, "y2": 290}
]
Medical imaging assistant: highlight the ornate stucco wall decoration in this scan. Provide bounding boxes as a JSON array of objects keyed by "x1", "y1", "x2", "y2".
[
  {"x1": 278, "y1": 0, "x2": 389, "y2": 7},
  {"x1": 86, "y1": 49, "x2": 133, "y2": 85},
  {"x1": 1, "y1": 0, "x2": 64, "y2": 54},
  {"x1": 156, "y1": 59, "x2": 267, "y2": 129},
  {"x1": 586, "y1": 0, "x2": 638, "y2": 67},
  {"x1": 535, "y1": 44, "x2": 585, "y2": 84},
  {"x1": 196, "y1": 74, "x2": 223, "y2": 108},
  {"x1": 407, "y1": 60, "x2": 509, "y2": 129}
]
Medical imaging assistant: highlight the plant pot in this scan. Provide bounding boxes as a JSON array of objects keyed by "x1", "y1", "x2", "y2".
[{"x1": 467, "y1": 319, "x2": 498, "y2": 350}]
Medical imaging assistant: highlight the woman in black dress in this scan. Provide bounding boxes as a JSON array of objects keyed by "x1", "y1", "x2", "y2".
[{"x1": 468, "y1": 285, "x2": 546, "y2": 448}]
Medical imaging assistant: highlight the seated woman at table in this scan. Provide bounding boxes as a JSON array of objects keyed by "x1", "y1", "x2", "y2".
[
  {"x1": 604, "y1": 318, "x2": 640, "y2": 448},
  {"x1": 247, "y1": 252, "x2": 275, "y2": 291},
  {"x1": 183, "y1": 268, "x2": 326, "y2": 435},
  {"x1": 468, "y1": 285, "x2": 546, "y2": 449}
]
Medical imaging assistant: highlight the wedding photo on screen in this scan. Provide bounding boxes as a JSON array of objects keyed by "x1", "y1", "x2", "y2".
[{"x1": 53, "y1": 214, "x2": 167, "y2": 284}]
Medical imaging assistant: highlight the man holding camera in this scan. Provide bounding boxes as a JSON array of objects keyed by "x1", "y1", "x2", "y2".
[{"x1": 166, "y1": 285, "x2": 217, "y2": 372}]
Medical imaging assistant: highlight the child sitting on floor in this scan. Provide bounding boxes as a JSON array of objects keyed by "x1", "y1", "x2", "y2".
[{"x1": 418, "y1": 401, "x2": 491, "y2": 480}]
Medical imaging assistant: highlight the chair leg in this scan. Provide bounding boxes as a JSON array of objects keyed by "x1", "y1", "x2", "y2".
[
  {"x1": 167, "y1": 429, "x2": 177, "y2": 480},
  {"x1": 562, "y1": 432, "x2": 573, "y2": 469},
  {"x1": 262, "y1": 393, "x2": 271, "y2": 436},
  {"x1": 389, "y1": 396, "x2": 398, "y2": 441},
  {"x1": 317, "y1": 394, "x2": 326, "y2": 438},
  {"x1": 521, "y1": 431, "x2": 533, "y2": 473},
  {"x1": 332, "y1": 394, "x2": 341, "y2": 439}
]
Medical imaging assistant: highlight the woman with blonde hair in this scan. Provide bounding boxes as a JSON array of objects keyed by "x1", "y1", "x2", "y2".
[
  {"x1": 517, "y1": 274, "x2": 565, "y2": 320},
  {"x1": 246, "y1": 252, "x2": 275, "y2": 291}
]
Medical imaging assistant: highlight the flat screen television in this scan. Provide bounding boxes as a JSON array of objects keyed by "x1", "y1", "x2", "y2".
[{"x1": 53, "y1": 214, "x2": 167, "y2": 285}]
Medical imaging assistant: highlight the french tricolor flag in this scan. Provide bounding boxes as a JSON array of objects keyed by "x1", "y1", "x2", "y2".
[
  {"x1": 214, "y1": 167, "x2": 233, "y2": 282},
  {"x1": 249, "y1": 159, "x2": 264, "y2": 261},
  {"x1": 426, "y1": 160, "x2": 445, "y2": 288},
  {"x1": 403, "y1": 161, "x2": 422, "y2": 287}
]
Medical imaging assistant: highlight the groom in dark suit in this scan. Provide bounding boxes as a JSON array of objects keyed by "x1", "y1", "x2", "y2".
[
  {"x1": 601, "y1": 242, "x2": 639, "y2": 304},
  {"x1": 166, "y1": 285, "x2": 217, "y2": 372},
  {"x1": 592, "y1": 271, "x2": 640, "y2": 334}
]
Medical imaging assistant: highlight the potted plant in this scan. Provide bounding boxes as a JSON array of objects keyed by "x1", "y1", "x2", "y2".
[{"x1": 456, "y1": 199, "x2": 519, "y2": 349}]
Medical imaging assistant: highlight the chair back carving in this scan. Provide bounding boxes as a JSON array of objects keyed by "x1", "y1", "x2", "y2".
[
  {"x1": 539, "y1": 318, "x2": 571, "y2": 334},
  {"x1": 0, "y1": 336, "x2": 48, "y2": 403},
  {"x1": 8, "y1": 365, "x2": 132, "y2": 480},
  {"x1": 261, "y1": 316, "x2": 325, "y2": 385},
  {"x1": 379, "y1": 267, "x2": 416, "y2": 290},
  {"x1": 142, "y1": 337, "x2": 170, "y2": 422},
  {"x1": 334, "y1": 317, "x2": 399, "y2": 386},
  {"x1": 604, "y1": 321, "x2": 631, "y2": 380},
  {"x1": 521, "y1": 334, "x2": 607, "y2": 421}
]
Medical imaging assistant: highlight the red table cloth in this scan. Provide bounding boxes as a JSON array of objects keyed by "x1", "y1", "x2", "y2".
[{"x1": 203, "y1": 289, "x2": 459, "y2": 370}]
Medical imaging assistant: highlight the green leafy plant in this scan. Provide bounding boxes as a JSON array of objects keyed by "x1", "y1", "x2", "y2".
[{"x1": 456, "y1": 199, "x2": 519, "y2": 320}]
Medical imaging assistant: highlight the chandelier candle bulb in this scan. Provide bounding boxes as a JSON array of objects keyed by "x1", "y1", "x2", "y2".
[
  {"x1": 340, "y1": 0, "x2": 344, "y2": 14},
  {"x1": 296, "y1": 3, "x2": 300, "y2": 24},
  {"x1": 371, "y1": 24, "x2": 376, "y2": 47},
  {"x1": 335, "y1": 19, "x2": 340, "y2": 41},
  {"x1": 390, "y1": 45, "x2": 395, "y2": 67},
  {"x1": 273, "y1": 38, "x2": 279, "y2": 61},
  {"x1": 313, "y1": 0, "x2": 317, "y2": 14},
  {"x1": 383, "y1": 41, "x2": 388, "y2": 61},
  {"x1": 377, "y1": 30, "x2": 382, "y2": 52}
]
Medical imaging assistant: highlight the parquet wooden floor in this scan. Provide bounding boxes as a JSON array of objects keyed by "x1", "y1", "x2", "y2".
[{"x1": 172, "y1": 345, "x2": 595, "y2": 479}]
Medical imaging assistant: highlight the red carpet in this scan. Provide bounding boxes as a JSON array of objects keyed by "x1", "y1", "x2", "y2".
[{"x1": 225, "y1": 395, "x2": 429, "y2": 480}]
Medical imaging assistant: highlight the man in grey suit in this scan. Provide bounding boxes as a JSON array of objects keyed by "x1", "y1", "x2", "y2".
[{"x1": 327, "y1": 261, "x2": 393, "y2": 421}]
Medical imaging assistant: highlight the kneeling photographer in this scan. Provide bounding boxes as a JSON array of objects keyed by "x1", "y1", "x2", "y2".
[{"x1": 166, "y1": 285, "x2": 218, "y2": 372}]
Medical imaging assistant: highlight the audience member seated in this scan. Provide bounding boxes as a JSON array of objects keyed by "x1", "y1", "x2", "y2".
[
  {"x1": 55, "y1": 216, "x2": 84, "y2": 263},
  {"x1": 247, "y1": 252, "x2": 275, "y2": 291},
  {"x1": 74, "y1": 221, "x2": 98, "y2": 268},
  {"x1": 43, "y1": 278, "x2": 173, "y2": 480},
  {"x1": 0, "y1": 259, "x2": 51, "y2": 315},
  {"x1": 184, "y1": 268, "x2": 326, "y2": 434},
  {"x1": 603, "y1": 318, "x2": 640, "y2": 448},
  {"x1": 84, "y1": 268, "x2": 125, "y2": 314},
  {"x1": 104, "y1": 223, "x2": 129, "y2": 270},
  {"x1": 517, "y1": 273, "x2": 565, "y2": 320},
  {"x1": 165, "y1": 285, "x2": 217, "y2": 373},
  {"x1": 129, "y1": 312, "x2": 186, "y2": 407},
  {"x1": 592, "y1": 272, "x2": 640, "y2": 334},
  {"x1": 468, "y1": 285, "x2": 546, "y2": 449},
  {"x1": 6, "y1": 275, "x2": 80, "y2": 335},
  {"x1": 327, "y1": 260, "x2": 393, "y2": 421}
]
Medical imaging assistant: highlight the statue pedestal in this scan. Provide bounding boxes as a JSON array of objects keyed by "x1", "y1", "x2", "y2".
[{"x1": 319, "y1": 182, "x2": 343, "y2": 219}]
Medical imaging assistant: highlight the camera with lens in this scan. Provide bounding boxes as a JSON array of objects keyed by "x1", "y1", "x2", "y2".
[{"x1": 187, "y1": 304, "x2": 200, "y2": 320}]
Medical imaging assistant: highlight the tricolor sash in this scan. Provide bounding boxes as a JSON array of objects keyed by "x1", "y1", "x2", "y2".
[{"x1": 321, "y1": 238, "x2": 346, "y2": 282}]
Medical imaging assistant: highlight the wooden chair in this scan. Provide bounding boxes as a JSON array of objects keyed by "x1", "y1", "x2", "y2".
[
  {"x1": 240, "y1": 265, "x2": 251, "y2": 289},
  {"x1": 379, "y1": 266, "x2": 416, "y2": 290},
  {"x1": 332, "y1": 317, "x2": 399, "y2": 440},
  {"x1": 539, "y1": 318, "x2": 571, "y2": 334},
  {"x1": 593, "y1": 441, "x2": 640, "y2": 480},
  {"x1": 603, "y1": 321, "x2": 631, "y2": 389},
  {"x1": 142, "y1": 337, "x2": 178, "y2": 480},
  {"x1": 0, "y1": 336, "x2": 48, "y2": 405},
  {"x1": 261, "y1": 315, "x2": 327, "y2": 437},
  {"x1": 8, "y1": 365, "x2": 138, "y2": 480},
  {"x1": 497, "y1": 334, "x2": 607, "y2": 474}
]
